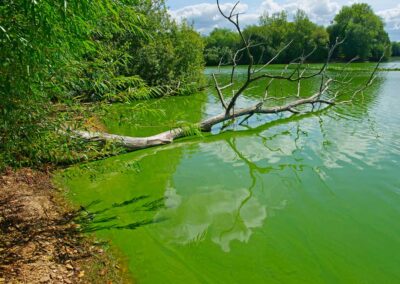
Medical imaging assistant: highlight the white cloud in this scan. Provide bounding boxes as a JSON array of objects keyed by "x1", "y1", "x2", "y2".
[
  {"x1": 170, "y1": 2, "x2": 258, "y2": 33},
  {"x1": 260, "y1": 0, "x2": 284, "y2": 14},
  {"x1": 378, "y1": 4, "x2": 400, "y2": 31},
  {"x1": 260, "y1": 0, "x2": 340, "y2": 25},
  {"x1": 169, "y1": 0, "x2": 340, "y2": 33}
]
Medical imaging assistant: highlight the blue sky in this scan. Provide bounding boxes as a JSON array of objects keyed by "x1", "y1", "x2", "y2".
[{"x1": 167, "y1": 0, "x2": 400, "y2": 40}]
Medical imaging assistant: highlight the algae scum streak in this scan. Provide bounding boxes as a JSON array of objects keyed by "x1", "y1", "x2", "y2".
[{"x1": 57, "y1": 63, "x2": 400, "y2": 283}]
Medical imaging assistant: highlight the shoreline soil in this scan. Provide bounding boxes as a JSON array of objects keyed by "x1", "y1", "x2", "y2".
[{"x1": 0, "y1": 168, "x2": 128, "y2": 283}]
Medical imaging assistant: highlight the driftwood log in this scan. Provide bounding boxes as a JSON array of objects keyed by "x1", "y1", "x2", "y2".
[{"x1": 72, "y1": 83, "x2": 335, "y2": 150}]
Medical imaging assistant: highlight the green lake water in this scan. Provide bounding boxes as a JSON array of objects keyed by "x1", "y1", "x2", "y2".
[{"x1": 57, "y1": 62, "x2": 400, "y2": 283}]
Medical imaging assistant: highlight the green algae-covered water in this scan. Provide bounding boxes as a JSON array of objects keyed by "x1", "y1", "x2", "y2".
[{"x1": 57, "y1": 62, "x2": 400, "y2": 283}]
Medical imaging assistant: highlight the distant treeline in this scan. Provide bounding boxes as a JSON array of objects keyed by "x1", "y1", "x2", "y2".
[
  {"x1": 204, "y1": 3, "x2": 396, "y2": 66},
  {"x1": 393, "y1": 42, "x2": 400, "y2": 57}
]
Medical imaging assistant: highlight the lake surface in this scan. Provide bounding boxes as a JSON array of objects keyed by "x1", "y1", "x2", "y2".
[{"x1": 57, "y1": 62, "x2": 400, "y2": 283}]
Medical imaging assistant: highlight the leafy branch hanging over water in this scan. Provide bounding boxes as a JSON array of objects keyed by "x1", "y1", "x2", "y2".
[{"x1": 0, "y1": 0, "x2": 205, "y2": 170}]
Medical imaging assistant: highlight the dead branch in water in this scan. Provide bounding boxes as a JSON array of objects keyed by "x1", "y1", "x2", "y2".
[{"x1": 70, "y1": 1, "x2": 385, "y2": 152}]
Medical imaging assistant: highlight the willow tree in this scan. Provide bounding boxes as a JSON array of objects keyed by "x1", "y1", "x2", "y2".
[
  {"x1": 0, "y1": 0, "x2": 151, "y2": 168},
  {"x1": 74, "y1": 0, "x2": 384, "y2": 150},
  {"x1": 0, "y1": 0, "x2": 204, "y2": 169}
]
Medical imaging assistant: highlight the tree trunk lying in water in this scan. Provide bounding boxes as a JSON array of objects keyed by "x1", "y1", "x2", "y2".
[{"x1": 72, "y1": 90, "x2": 334, "y2": 151}]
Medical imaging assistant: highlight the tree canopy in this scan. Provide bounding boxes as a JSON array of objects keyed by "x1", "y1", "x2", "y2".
[
  {"x1": 203, "y1": 10, "x2": 329, "y2": 66},
  {"x1": 203, "y1": 3, "x2": 393, "y2": 66},
  {"x1": 392, "y1": 42, "x2": 400, "y2": 57},
  {"x1": 328, "y1": 3, "x2": 391, "y2": 61},
  {"x1": 204, "y1": 28, "x2": 240, "y2": 66}
]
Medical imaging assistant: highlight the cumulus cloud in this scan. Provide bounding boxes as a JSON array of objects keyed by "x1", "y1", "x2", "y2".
[
  {"x1": 260, "y1": 0, "x2": 284, "y2": 14},
  {"x1": 378, "y1": 4, "x2": 400, "y2": 33},
  {"x1": 260, "y1": 0, "x2": 340, "y2": 25},
  {"x1": 170, "y1": 0, "x2": 340, "y2": 33},
  {"x1": 170, "y1": 2, "x2": 258, "y2": 33}
]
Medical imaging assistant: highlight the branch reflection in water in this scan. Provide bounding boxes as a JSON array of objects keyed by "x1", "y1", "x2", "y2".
[{"x1": 153, "y1": 137, "x2": 291, "y2": 252}]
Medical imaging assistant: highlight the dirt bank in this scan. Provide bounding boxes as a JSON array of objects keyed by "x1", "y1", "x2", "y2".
[{"x1": 0, "y1": 168, "x2": 125, "y2": 283}]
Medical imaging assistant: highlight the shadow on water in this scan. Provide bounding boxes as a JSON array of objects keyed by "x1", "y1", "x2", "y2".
[
  {"x1": 74, "y1": 196, "x2": 167, "y2": 233},
  {"x1": 112, "y1": 195, "x2": 149, "y2": 208}
]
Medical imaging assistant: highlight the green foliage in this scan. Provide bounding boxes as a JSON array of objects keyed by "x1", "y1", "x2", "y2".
[
  {"x1": 328, "y1": 3, "x2": 391, "y2": 61},
  {"x1": 125, "y1": 1, "x2": 205, "y2": 87},
  {"x1": 132, "y1": 23, "x2": 205, "y2": 87},
  {"x1": 179, "y1": 123, "x2": 203, "y2": 137},
  {"x1": 204, "y1": 28, "x2": 241, "y2": 66},
  {"x1": 255, "y1": 11, "x2": 293, "y2": 63},
  {"x1": 204, "y1": 10, "x2": 329, "y2": 65},
  {"x1": 204, "y1": 4, "x2": 391, "y2": 66},
  {"x1": 65, "y1": 0, "x2": 205, "y2": 101},
  {"x1": 0, "y1": 0, "x2": 205, "y2": 170},
  {"x1": 286, "y1": 10, "x2": 329, "y2": 61},
  {"x1": 0, "y1": 0, "x2": 108, "y2": 169},
  {"x1": 392, "y1": 42, "x2": 400, "y2": 57},
  {"x1": 244, "y1": 10, "x2": 329, "y2": 64}
]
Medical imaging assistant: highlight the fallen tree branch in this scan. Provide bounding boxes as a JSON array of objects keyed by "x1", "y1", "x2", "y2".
[{"x1": 71, "y1": 84, "x2": 334, "y2": 150}]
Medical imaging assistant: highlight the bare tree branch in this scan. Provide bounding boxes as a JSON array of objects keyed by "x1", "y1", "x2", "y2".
[
  {"x1": 212, "y1": 73, "x2": 228, "y2": 109},
  {"x1": 254, "y1": 40, "x2": 293, "y2": 73}
]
